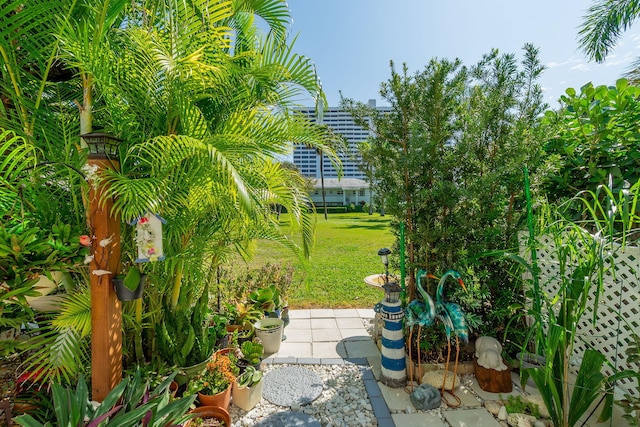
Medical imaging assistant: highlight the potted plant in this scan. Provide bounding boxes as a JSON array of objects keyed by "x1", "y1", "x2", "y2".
[
  {"x1": 223, "y1": 302, "x2": 262, "y2": 333},
  {"x1": 236, "y1": 340, "x2": 263, "y2": 373},
  {"x1": 232, "y1": 366, "x2": 263, "y2": 411},
  {"x1": 248, "y1": 285, "x2": 283, "y2": 317},
  {"x1": 112, "y1": 265, "x2": 146, "y2": 301},
  {"x1": 14, "y1": 370, "x2": 194, "y2": 426},
  {"x1": 253, "y1": 317, "x2": 284, "y2": 355},
  {"x1": 185, "y1": 406, "x2": 232, "y2": 426},
  {"x1": 186, "y1": 353, "x2": 239, "y2": 410}
]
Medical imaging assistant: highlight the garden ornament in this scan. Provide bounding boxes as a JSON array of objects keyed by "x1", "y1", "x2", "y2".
[
  {"x1": 428, "y1": 269, "x2": 469, "y2": 407},
  {"x1": 405, "y1": 270, "x2": 436, "y2": 388},
  {"x1": 475, "y1": 336, "x2": 507, "y2": 371},
  {"x1": 409, "y1": 383, "x2": 441, "y2": 410}
]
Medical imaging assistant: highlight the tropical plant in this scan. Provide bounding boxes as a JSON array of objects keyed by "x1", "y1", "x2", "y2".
[
  {"x1": 236, "y1": 366, "x2": 263, "y2": 388},
  {"x1": 248, "y1": 285, "x2": 283, "y2": 315},
  {"x1": 14, "y1": 370, "x2": 194, "y2": 427},
  {"x1": 239, "y1": 340, "x2": 263, "y2": 365},
  {"x1": 579, "y1": 0, "x2": 640, "y2": 63},
  {"x1": 541, "y1": 78, "x2": 640, "y2": 212},
  {"x1": 508, "y1": 184, "x2": 639, "y2": 427},
  {"x1": 1, "y1": 0, "x2": 340, "y2": 382}
]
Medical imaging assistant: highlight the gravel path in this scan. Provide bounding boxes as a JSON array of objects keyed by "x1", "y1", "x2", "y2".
[{"x1": 229, "y1": 363, "x2": 377, "y2": 427}]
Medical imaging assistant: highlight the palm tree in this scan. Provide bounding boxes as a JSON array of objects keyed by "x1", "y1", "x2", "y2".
[
  {"x1": 1, "y1": 0, "x2": 342, "y2": 378},
  {"x1": 579, "y1": 0, "x2": 640, "y2": 64}
]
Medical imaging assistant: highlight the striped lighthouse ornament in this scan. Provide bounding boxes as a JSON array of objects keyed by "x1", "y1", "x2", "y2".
[{"x1": 377, "y1": 282, "x2": 407, "y2": 388}]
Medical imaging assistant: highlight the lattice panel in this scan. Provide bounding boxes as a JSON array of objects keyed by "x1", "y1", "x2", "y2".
[{"x1": 520, "y1": 232, "x2": 640, "y2": 398}]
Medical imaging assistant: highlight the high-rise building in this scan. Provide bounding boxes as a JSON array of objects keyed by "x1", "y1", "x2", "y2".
[{"x1": 293, "y1": 99, "x2": 388, "y2": 179}]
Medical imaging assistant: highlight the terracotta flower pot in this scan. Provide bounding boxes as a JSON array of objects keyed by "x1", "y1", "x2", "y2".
[
  {"x1": 198, "y1": 384, "x2": 232, "y2": 410},
  {"x1": 186, "y1": 406, "x2": 232, "y2": 427}
]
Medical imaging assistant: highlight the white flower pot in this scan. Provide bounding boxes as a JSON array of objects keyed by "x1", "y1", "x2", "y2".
[
  {"x1": 25, "y1": 271, "x2": 67, "y2": 303},
  {"x1": 254, "y1": 318, "x2": 284, "y2": 354},
  {"x1": 232, "y1": 379, "x2": 262, "y2": 411}
]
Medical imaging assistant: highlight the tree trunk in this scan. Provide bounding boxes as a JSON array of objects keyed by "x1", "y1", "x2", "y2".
[{"x1": 319, "y1": 150, "x2": 327, "y2": 220}]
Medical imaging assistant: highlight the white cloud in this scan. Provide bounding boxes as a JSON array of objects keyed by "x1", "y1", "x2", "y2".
[{"x1": 570, "y1": 63, "x2": 591, "y2": 72}]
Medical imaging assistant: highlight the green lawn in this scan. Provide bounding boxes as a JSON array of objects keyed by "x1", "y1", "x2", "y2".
[{"x1": 242, "y1": 212, "x2": 394, "y2": 309}]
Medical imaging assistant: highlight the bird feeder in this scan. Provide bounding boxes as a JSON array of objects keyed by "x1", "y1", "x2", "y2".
[{"x1": 131, "y1": 213, "x2": 166, "y2": 262}]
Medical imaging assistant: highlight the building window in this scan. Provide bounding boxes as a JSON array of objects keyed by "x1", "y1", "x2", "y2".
[
  {"x1": 336, "y1": 190, "x2": 343, "y2": 195},
  {"x1": 359, "y1": 190, "x2": 365, "y2": 196}
]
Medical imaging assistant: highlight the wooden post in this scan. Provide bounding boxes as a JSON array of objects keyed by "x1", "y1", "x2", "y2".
[{"x1": 88, "y1": 158, "x2": 122, "y2": 401}]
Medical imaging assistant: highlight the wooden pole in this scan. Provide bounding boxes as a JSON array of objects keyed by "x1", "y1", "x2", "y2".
[{"x1": 88, "y1": 158, "x2": 122, "y2": 401}]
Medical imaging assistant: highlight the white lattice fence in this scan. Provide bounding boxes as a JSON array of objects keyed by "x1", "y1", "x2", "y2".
[{"x1": 522, "y1": 232, "x2": 640, "y2": 398}]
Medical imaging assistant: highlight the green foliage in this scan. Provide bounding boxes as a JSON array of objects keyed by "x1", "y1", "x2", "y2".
[
  {"x1": 248, "y1": 285, "x2": 283, "y2": 314},
  {"x1": 514, "y1": 186, "x2": 640, "y2": 427},
  {"x1": 343, "y1": 44, "x2": 549, "y2": 350},
  {"x1": 156, "y1": 289, "x2": 216, "y2": 367},
  {"x1": 236, "y1": 366, "x2": 263, "y2": 388},
  {"x1": 617, "y1": 332, "x2": 640, "y2": 425},
  {"x1": 503, "y1": 395, "x2": 541, "y2": 418},
  {"x1": 14, "y1": 371, "x2": 194, "y2": 427},
  {"x1": 542, "y1": 79, "x2": 640, "y2": 213},
  {"x1": 240, "y1": 340, "x2": 263, "y2": 365}
]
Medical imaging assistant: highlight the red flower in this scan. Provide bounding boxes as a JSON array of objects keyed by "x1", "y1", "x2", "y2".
[
  {"x1": 139, "y1": 216, "x2": 149, "y2": 224},
  {"x1": 79, "y1": 235, "x2": 91, "y2": 246}
]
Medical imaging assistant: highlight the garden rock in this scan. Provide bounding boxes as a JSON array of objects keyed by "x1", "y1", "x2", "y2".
[
  {"x1": 409, "y1": 384, "x2": 441, "y2": 410},
  {"x1": 498, "y1": 405, "x2": 508, "y2": 420},
  {"x1": 421, "y1": 370, "x2": 460, "y2": 391},
  {"x1": 484, "y1": 401, "x2": 502, "y2": 415},
  {"x1": 525, "y1": 395, "x2": 549, "y2": 418},
  {"x1": 508, "y1": 413, "x2": 536, "y2": 427}
]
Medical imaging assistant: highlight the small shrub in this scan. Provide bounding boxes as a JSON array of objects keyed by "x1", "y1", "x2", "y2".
[{"x1": 503, "y1": 395, "x2": 541, "y2": 418}]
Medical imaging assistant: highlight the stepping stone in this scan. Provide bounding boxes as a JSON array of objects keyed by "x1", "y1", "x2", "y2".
[
  {"x1": 262, "y1": 366, "x2": 323, "y2": 407},
  {"x1": 254, "y1": 411, "x2": 321, "y2": 427}
]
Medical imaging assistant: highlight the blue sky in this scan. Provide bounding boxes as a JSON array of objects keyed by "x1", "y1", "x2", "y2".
[{"x1": 287, "y1": 0, "x2": 640, "y2": 108}]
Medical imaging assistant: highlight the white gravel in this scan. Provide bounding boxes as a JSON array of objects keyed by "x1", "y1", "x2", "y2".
[{"x1": 229, "y1": 363, "x2": 377, "y2": 427}]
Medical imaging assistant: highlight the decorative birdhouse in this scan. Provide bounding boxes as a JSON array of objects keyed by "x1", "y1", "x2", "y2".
[{"x1": 131, "y1": 213, "x2": 166, "y2": 262}]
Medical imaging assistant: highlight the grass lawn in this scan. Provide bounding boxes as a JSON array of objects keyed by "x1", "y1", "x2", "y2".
[{"x1": 240, "y1": 212, "x2": 394, "y2": 309}]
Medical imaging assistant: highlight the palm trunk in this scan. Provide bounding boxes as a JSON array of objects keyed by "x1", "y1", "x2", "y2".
[{"x1": 319, "y1": 150, "x2": 327, "y2": 220}]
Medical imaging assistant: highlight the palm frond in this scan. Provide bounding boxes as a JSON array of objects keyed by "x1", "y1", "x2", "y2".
[{"x1": 578, "y1": 0, "x2": 640, "y2": 62}]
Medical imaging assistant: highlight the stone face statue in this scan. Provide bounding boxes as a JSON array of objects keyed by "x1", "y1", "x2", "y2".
[
  {"x1": 475, "y1": 336, "x2": 508, "y2": 371},
  {"x1": 410, "y1": 384, "x2": 441, "y2": 410}
]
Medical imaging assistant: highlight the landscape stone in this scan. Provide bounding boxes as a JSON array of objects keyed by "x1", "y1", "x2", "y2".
[
  {"x1": 498, "y1": 405, "x2": 508, "y2": 420},
  {"x1": 410, "y1": 383, "x2": 442, "y2": 410},
  {"x1": 421, "y1": 369, "x2": 460, "y2": 391}
]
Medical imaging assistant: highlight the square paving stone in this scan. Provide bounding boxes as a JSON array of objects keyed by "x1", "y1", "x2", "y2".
[
  {"x1": 310, "y1": 318, "x2": 338, "y2": 329},
  {"x1": 379, "y1": 382, "x2": 412, "y2": 411},
  {"x1": 443, "y1": 408, "x2": 502, "y2": 427},
  {"x1": 340, "y1": 328, "x2": 371, "y2": 340},
  {"x1": 274, "y1": 342, "x2": 312, "y2": 358},
  {"x1": 392, "y1": 412, "x2": 447, "y2": 427},
  {"x1": 288, "y1": 309, "x2": 310, "y2": 319},
  {"x1": 333, "y1": 309, "x2": 360, "y2": 317},
  {"x1": 287, "y1": 318, "x2": 311, "y2": 329},
  {"x1": 312, "y1": 328, "x2": 341, "y2": 342},
  {"x1": 309, "y1": 309, "x2": 335, "y2": 318},
  {"x1": 336, "y1": 317, "x2": 367, "y2": 328},
  {"x1": 282, "y1": 328, "x2": 312, "y2": 343},
  {"x1": 344, "y1": 340, "x2": 380, "y2": 358},
  {"x1": 312, "y1": 341, "x2": 346, "y2": 358}
]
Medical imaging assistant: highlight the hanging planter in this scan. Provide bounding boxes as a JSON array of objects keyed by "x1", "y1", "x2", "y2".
[
  {"x1": 131, "y1": 213, "x2": 166, "y2": 262},
  {"x1": 112, "y1": 268, "x2": 146, "y2": 301}
]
